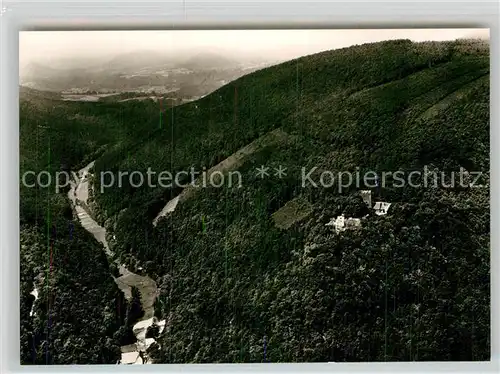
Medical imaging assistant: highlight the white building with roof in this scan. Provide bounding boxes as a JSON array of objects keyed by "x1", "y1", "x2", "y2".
[
  {"x1": 360, "y1": 190, "x2": 372, "y2": 208},
  {"x1": 373, "y1": 202, "x2": 391, "y2": 215},
  {"x1": 326, "y1": 214, "x2": 361, "y2": 233}
]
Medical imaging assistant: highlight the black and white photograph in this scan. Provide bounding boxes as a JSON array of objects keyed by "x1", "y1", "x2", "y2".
[{"x1": 18, "y1": 28, "x2": 490, "y2": 365}]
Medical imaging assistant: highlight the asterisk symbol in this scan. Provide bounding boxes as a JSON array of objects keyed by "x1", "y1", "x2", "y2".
[
  {"x1": 256, "y1": 165, "x2": 270, "y2": 179},
  {"x1": 274, "y1": 165, "x2": 287, "y2": 178}
]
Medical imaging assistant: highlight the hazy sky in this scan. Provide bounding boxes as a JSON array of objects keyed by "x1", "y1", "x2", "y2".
[{"x1": 20, "y1": 28, "x2": 489, "y2": 68}]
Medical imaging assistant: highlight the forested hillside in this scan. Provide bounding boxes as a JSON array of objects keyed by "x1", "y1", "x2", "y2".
[
  {"x1": 20, "y1": 38, "x2": 490, "y2": 363},
  {"x1": 91, "y1": 39, "x2": 490, "y2": 362},
  {"x1": 19, "y1": 91, "x2": 162, "y2": 363}
]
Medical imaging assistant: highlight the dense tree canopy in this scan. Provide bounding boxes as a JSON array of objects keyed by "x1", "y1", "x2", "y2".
[{"x1": 20, "y1": 38, "x2": 490, "y2": 363}]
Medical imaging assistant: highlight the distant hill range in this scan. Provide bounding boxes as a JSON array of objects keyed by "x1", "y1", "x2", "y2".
[{"x1": 20, "y1": 51, "x2": 275, "y2": 93}]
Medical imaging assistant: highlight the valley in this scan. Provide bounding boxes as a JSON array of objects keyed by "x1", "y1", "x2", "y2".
[
  {"x1": 68, "y1": 161, "x2": 162, "y2": 365},
  {"x1": 19, "y1": 36, "x2": 490, "y2": 364}
]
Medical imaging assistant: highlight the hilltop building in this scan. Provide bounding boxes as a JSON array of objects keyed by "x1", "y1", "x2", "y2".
[
  {"x1": 373, "y1": 201, "x2": 391, "y2": 215},
  {"x1": 325, "y1": 214, "x2": 361, "y2": 233},
  {"x1": 324, "y1": 191, "x2": 392, "y2": 234},
  {"x1": 359, "y1": 190, "x2": 392, "y2": 215},
  {"x1": 360, "y1": 190, "x2": 372, "y2": 208}
]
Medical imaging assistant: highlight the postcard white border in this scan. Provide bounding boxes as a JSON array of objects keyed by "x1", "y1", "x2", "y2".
[{"x1": 1, "y1": 0, "x2": 498, "y2": 373}]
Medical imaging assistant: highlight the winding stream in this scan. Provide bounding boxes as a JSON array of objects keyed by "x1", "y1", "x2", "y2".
[{"x1": 67, "y1": 161, "x2": 163, "y2": 365}]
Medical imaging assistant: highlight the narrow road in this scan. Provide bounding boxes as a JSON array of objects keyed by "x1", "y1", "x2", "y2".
[{"x1": 67, "y1": 161, "x2": 164, "y2": 365}]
